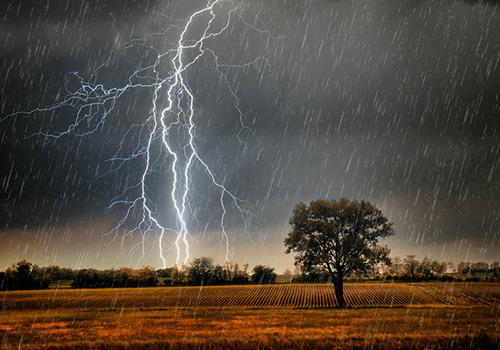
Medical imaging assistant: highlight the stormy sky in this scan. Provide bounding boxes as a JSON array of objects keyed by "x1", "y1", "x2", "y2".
[{"x1": 1, "y1": 0, "x2": 499, "y2": 271}]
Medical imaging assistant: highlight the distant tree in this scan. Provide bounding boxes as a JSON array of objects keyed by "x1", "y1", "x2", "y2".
[
  {"x1": 45, "y1": 265, "x2": 76, "y2": 282},
  {"x1": 72, "y1": 269, "x2": 100, "y2": 288},
  {"x1": 283, "y1": 268, "x2": 293, "y2": 282},
  {"x1": 0, "y1": 271, "x2": 5, "y2": 290},
  {"x1": 135, "y1": 267, "x2": 158, "y2": 287},
  {"x1": 156, "y1": 267, "x2": 174, "y2": 278},
  {"x1": 294, "y1": 267, "x2": 330, "y2": 283},
  {"x1": 222, "y1": 262, "x2": 249, "y2": 284},
  {"x1": 252, "y1": 265, "x2": 277, "y2": 284},
  {"x1": 14, "y1": 260, "x2": 33, "y2": 287},
  {"x1": 431, "y1": 260, "x2": 447, "y2": 276},
  {"x1": 471, "y1": 262, "x2": 489, "y2": 273},
  {"x1": 403, "y1": 255, "x2": 419, "y2": 279},
  {"x1": 212, "y1": 265, "x2": 226, "y2": 284},
  {"x1": 490, "y1": 262, "x2": 500, "y2": 276},
  {"x1": 418, "y1": 257, "x2": 434, "y2": 278},
  {"x1": 458, "y1": 262, "x2": 471, "y2": 275},
  {"x1": 454, "y1": 261, "x2": 500, "y2": 280},
  {"x1": 285, "y1": 198, "x2": 393, "y2": 308},
  {"x1": 447, "y1": 262, "x2": 456, "y2": 274},
  {"x1": 389, "y1": 256, "x2": 404, "y2": 276},
  {"x1": 170, "y1": 265, "x2": 188, "y2": 285},
  {"x1": 71, "y1": 267, "x2": 158, "y2": 288},
  {"x1": 188, "y1": 257, "x2": 216, "y2": 285},
  {"x1": 0, "y1": 261, "x2": 50, "y2": 290}
]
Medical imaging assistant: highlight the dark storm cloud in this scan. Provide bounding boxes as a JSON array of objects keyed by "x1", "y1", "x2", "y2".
[{"x1": 1, "y1": 0, "x2": 499, "y2": 268}]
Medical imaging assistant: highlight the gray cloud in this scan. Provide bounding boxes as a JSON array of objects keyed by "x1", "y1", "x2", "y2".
[{"x1": 1, "y1": 0, "x2": 499, "y2": 268}]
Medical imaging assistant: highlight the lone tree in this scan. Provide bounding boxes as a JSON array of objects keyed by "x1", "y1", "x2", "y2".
[{"x1": 285, "y1": 198, "x2": 394, "y2": 308}]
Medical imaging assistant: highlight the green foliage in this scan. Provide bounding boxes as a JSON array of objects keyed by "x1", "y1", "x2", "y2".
[
  {"x1": 384, "y1": 256, "x2": 500, "y2": 282},
  {"x1": 0, "y1": 260, "x2": 49, "y2": 290},
  {"x1": 223, "y1": 261, "x2": 250, "y2": 284},
  {"x1": 285, "y1": 198, "x2": 394, "y2": 306},
  {"x1": 285, "y1": 198, "x2": 394, "y2": 278},
  {"x1": 251, "y1": 265, "x2": 277, "y2": 284},
  {"x1": 71, "y1": 267, "x2": 158, "y2": 288},
  {"x1": 156, "y1": 267, "x2": 175, "y2": 278},
  {"x1": 43, "y1": 265, "x2": 77, "y2": 281},
  {"x1": 186, "y1": 257, "x2": 250, "y2": 285},
  {"x1": 1, "y1": 256, "x2": 499, "y2": 291},
  {"x1": 458, "y1": 261, "x2": 498, "y2": 275},
  {"x1": 188, "y1": 257, "x2": 217, "y2": 285},
  {"x1": 0, "y1": 258, "x2": 256, "y2": 290}
]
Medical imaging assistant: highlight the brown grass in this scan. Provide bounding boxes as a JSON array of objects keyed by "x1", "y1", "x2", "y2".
[{"x1": 1, "y1": 283, "x2": 499, "y2": 349}]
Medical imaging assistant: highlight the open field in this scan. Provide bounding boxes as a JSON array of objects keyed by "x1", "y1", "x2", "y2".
[
  {"x1": 1, "y1": 283, "x2": 499, "y2": 349},
  {"x1": 2, "y1": 282, "x2": 499, "y2": 309}
]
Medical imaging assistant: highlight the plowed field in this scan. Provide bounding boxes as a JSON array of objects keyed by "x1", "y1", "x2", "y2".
[
  {"x1": 1, "y1": 283, "x2": 499, "y2": 349},
  {"x1": 1, "y1": 282, "x2": 498, "y2": 310}
]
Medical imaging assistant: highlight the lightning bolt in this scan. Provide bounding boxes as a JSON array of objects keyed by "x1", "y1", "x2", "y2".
[{"x1": 3, "y1": 0, "x2": 275, "y2": 267}]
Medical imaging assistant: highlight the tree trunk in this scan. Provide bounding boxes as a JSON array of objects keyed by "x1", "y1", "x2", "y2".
[{"x1": 333, "y1": 278, "x2": 346, "y2": 308}]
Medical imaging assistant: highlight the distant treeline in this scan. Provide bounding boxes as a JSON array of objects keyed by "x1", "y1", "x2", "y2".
[
  {"x1": 1, "y1": 256, "x2": 499, "y2": 291},
  {"x1": 384, "y1": 256, "x2": 500, "y2": 282},
  {"x1": 0, "y1": 257, "x2": 277, "y2": 291},
  {"x1": 295, "y1": 255, "x2": 500, "y2": 283}
]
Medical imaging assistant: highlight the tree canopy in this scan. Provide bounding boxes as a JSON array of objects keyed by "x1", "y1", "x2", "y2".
[
  {"x1": 285, "y1": 198, "x2": 394, "y2": 307},
  {"x1": 251, "y1": 265, "x2": 277, "y2": 284}
]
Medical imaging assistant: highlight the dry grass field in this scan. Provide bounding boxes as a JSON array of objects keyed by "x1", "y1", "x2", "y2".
[{"x1": 1, "y1": 282, "x2": 499, "y2": 349}]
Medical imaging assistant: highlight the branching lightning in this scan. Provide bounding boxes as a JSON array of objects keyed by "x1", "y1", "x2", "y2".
[{"x1": 3, "y1": 0, "x2": 275, "y2": 267}]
